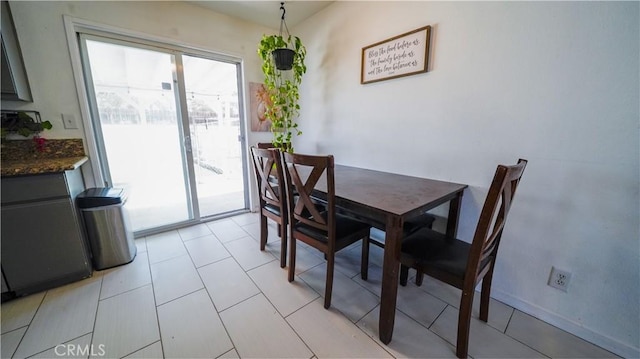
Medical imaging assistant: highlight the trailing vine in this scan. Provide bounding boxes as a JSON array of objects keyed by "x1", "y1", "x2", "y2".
[{"x1": 257, "y1": 34, "x2": 306, "y2": 152}]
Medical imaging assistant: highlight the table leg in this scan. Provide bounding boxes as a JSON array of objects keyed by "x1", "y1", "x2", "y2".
[
  {"x1": 379, "y1": 215, "x2": 403, "y2": 344},
  {"x1": 446, "y1": 191, "x2": 464, "y2": 237}
]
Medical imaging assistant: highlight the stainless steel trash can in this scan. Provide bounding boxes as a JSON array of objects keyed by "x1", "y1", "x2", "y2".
[{"x1": 77, "y1": 187, "x2": 136, "y2": 270}]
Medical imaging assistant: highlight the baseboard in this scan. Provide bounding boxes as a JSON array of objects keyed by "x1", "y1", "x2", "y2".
[{"x1": 491, "y1": 288, "x2": 639, "y2": 358}]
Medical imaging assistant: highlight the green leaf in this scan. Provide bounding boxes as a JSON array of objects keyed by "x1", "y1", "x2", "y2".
[{"x1": 17, "y1": 127, "x2": 30, "y2": 137}]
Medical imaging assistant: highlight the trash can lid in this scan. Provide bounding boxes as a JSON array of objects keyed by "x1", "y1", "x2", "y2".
[{"x1": 77, "y1": 187, "x2": 126, "y2": 208}]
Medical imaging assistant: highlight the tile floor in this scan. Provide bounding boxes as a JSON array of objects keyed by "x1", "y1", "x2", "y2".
[{"x1": 1, "y1": 212, "x2": 618, "y2": 359}]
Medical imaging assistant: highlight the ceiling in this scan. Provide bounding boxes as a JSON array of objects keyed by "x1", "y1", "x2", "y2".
[{"x1": 188, "y1": 1, "x2": 333, "y2": 29}]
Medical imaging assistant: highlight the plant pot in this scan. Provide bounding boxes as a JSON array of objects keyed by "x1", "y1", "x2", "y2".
[{"x1": 272, "y1": 48, "x2": 295, "y2": 70}]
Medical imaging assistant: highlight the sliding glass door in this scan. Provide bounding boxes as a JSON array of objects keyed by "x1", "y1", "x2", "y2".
[
  {"x1": 182, "y1": 55, "x2": 247, "y2": 217},
  {"x1": 80, "y1": 35, "x2": 248, "y2": 233}
]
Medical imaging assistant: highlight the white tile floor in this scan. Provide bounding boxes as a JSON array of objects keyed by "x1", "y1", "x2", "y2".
[{"x1": 1, "y1": 212, "x2": 619, "y2": 359}]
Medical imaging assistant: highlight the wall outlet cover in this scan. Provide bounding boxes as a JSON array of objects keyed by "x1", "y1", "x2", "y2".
[{"x1": 548, "y1": 266, "x2": 572, "y2": 292}]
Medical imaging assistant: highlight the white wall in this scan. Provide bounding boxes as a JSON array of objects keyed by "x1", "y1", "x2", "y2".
[{"x1": 293, "y1": 1, "x2": 639, "y2": 357}]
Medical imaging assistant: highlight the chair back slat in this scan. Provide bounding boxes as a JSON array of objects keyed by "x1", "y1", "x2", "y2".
[
  {"x1": 250, "y1": 146, "x2": 286, "y2": 213},
  {"x1": 290, "y1": 163, "x2": 327, "y2": 228},
  {"x1": 257, "y1": 142, "x2": 275, "y2": 149},
  {"x1": 282, "y1": 152, "x2": 335, "y2": 235},
  {"x1": 468, "y1": 159, "x2": 527, "y2": 280}
]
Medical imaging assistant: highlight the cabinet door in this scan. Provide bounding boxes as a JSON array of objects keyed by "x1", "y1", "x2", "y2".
[
  {"x1": 0, "y1": 1, "x2": 32, "y2": 101},
  {"x1": 1, "y1": 198, "x2": 91, "y2": 293}
]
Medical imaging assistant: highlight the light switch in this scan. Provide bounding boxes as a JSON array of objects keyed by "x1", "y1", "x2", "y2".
[{"x1": 62, "y1": 114, "x2": 78, "y2": 129}]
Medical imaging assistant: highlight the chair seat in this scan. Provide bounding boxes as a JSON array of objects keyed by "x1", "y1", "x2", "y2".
[
  {"x1": 401, "y1": 227, "x2": 472, "y2": 279},
  {"x1": 294, "y1": 214, "x2": 370, "y2": 245}
]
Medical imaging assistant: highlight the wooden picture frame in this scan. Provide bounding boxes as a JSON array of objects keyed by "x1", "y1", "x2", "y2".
[{"x1": 361, "y1": 25, "x2": 431, "y2": 84}]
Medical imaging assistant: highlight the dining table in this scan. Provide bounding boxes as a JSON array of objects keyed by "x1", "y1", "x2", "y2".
[{"x1": 311, "y1": 164, "x2": 468, "y2": 344}]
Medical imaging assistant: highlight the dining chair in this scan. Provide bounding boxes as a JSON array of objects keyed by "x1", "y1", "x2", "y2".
[
  {"x1": 399, "y1": 159, "x2": 527, "y2": 358},
  {"x1": 249, "y1": 146, "x2": 288, "y2": 268},
  {"x1": 282, "y1": 152, "x2": 372, "y2": 309}
]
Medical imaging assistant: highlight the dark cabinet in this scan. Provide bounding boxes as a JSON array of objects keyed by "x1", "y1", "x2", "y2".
[
  {"x1": 1, "y1": 0, "x2": 32, "y2": 102},
  {"x1": 1, "y1": 168, "x2": 92, "y2": 296}
]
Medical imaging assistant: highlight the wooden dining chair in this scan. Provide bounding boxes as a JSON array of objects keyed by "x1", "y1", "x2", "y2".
[
  {"x1": 249, "y1": 146, "x2": 288, "y2": 268},
  {"x1": 282, "y1": 152, "x2": 372, "y2": 309},
  {"x1": 399, "y1": 159, "x2": 527, "y2": 358}
]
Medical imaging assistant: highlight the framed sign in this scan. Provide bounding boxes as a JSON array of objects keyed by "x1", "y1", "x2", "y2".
[{"x1": 361, "y1": 25, "x2": 431, "y2": 84}]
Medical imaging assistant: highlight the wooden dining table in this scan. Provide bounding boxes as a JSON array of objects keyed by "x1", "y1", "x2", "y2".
[{"x1": 312, "y1": 164, "x2": 468, "y2": 344}]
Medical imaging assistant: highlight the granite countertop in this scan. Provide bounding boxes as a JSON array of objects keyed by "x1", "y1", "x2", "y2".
[
  {"x1": 1, "y1": 138, "x2": 88, "y2": 177},
  {"x1": 1, "y1": 156, "x2": 88, "y2": 176}
]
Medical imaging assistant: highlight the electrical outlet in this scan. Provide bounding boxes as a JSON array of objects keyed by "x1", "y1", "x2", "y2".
[
  {"x1": 548, "y1": 267, "x2": 571, "y2": 292},
  {"x1": 62, "y1": 114, "x2": 78, "y2": 129}
]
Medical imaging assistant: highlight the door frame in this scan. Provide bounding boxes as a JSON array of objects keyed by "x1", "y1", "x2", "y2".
[{"x1": 64, "y1": 16, "x2": 251, "y2": 236}]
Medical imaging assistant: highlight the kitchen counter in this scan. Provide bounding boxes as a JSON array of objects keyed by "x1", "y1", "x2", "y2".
[
  {"x1": 1, "y1": 137, "x2": 92, "y2": 296},
  {"x1": 1, "y1": 138, "x2": 87, "y2": 177}
]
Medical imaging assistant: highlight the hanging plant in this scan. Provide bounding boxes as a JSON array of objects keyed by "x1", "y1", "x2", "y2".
[
  {"x1": 272, "y1": 48, "x2": 295, "y2": 70},
  {"x1": 256, "y1": 3, "x2": 307, "y2": 153}
]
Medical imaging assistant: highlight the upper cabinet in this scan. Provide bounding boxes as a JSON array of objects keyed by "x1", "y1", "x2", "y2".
[{"x1": 1, "y1": 1, "x2": 32, "y2": 102}]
